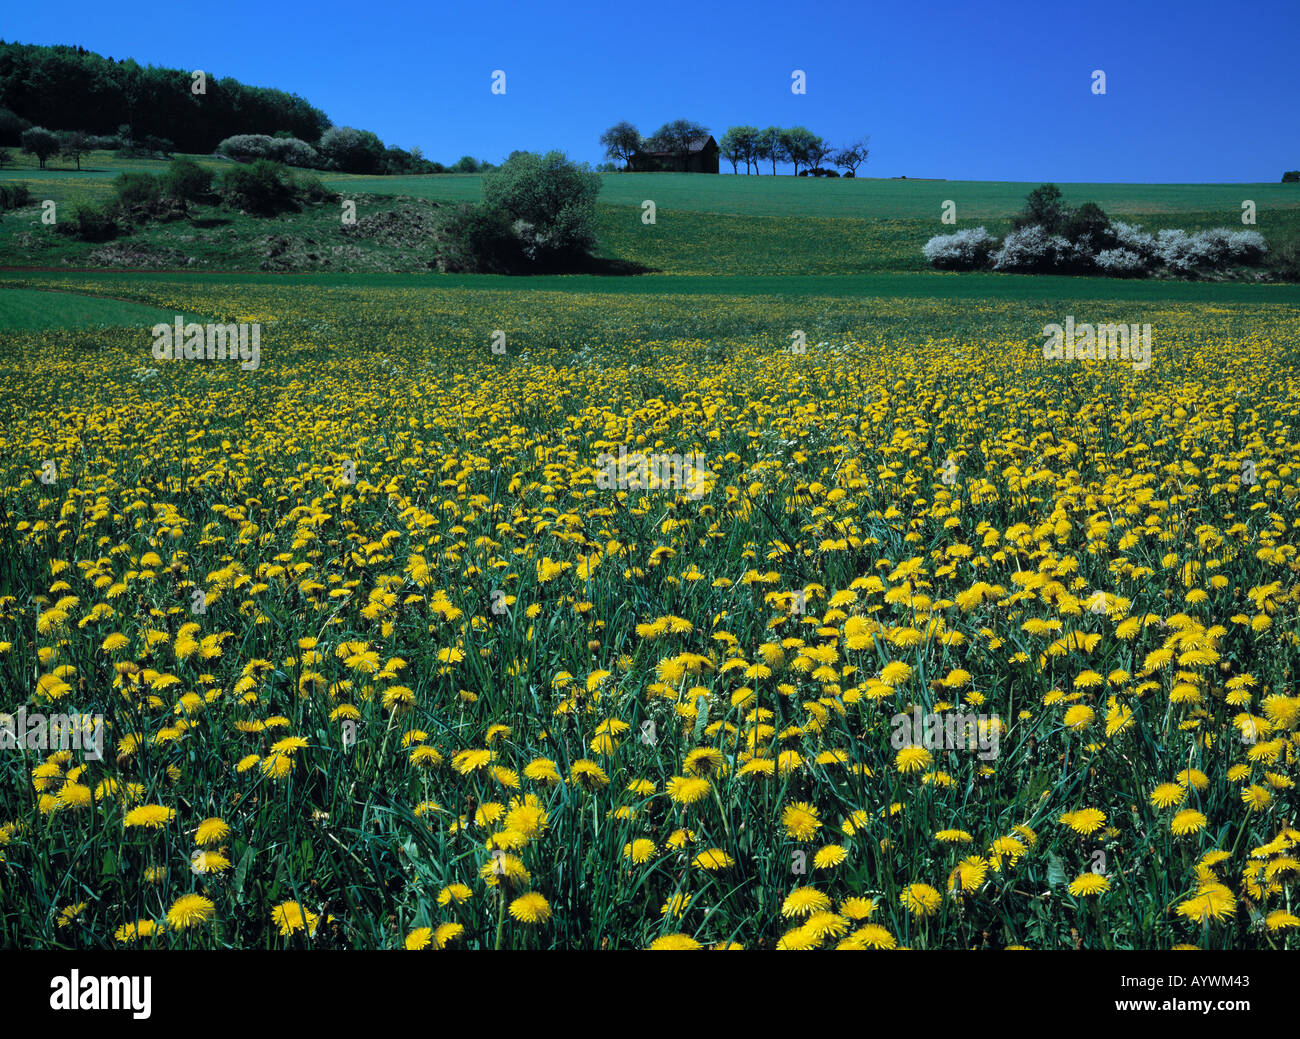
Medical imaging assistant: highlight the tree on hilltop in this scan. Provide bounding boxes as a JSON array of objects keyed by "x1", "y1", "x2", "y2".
[
  {"x1": 805, "y1": 135, "x2": 833, "y2": 173},
  {"x1": 778, "y1": 127, "x2": 819, "y2": 176},
  {"x1": 599, "y1": 121, "x2": 642, "y2": 170},
  {"x1": 755, "y1": 127, "x2": 786, "y2": 174},
  {"x1": 833, "y1": 138, "x2": 869, "y2": 176},
  {"x1": 647, "y1": 119, "x2": 709, "y2": 172}
]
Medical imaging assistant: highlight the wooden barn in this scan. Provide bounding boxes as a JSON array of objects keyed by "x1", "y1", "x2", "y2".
[{"x1": 632, "y1": 135, "x2": 719, "y2": 174}]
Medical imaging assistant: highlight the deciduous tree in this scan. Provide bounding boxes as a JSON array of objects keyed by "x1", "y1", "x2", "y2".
[{"x1": 599, "y1": 121, "x2": 642, "y2": 170}]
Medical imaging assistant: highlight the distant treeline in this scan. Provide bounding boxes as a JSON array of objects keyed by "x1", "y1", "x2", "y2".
[
  {"x1": 0, "y1": 41, "x2": 489, "y2": 175},
  {"x1": 0, "y1": 42, "x2": 327, "y2": 151}
]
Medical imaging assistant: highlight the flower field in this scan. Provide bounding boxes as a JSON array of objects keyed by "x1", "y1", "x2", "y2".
[{"x1": 2, "y1": 278, "x2": 1299, "y2": 949}]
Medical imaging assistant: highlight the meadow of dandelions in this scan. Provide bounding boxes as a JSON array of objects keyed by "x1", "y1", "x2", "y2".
[{"x1": 1, "y1": 280, "x2": 1298, "y2": 949}]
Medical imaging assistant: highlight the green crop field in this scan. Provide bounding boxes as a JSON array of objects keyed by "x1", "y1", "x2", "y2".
[
  {"x1": 322, "y1": 169, "x2": 1300, "y2": 220},
  {"x1": 0, "y1": 286, "x2": 207, "y2": 329},
  {"x1": 13, "y1": 151, "x2": 1295, "y2": 222}
]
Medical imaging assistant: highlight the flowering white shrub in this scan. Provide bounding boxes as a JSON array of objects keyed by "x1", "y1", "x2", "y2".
[
  {"x1": 216, "y1": 134, "x2": 278, "y2": 162},
  {"x1": 1047, "y1": 234, "x2": 1088, "y2": 270},
  {"x1": 1112, "y1": 221, "x2": 1159, "y2": 263},
  {"x1": 922, "y1": 227, "x2": 997, "y2": 269},
  {"x1": 1094, "y1": 248, "x2": 1149, "y2": 276},
  {"x1": 1156, "y1": 228, "x2": 1269, "y2": 273},
  {"x1": 919, "y1": 217, "x2": 1269, "y2": 278},
  {"x1": 267, "y1": 137, "x2": 321, "y2": 168},
  {"x1": 1213, "y1": 228, "x2": 1268, "y2": 264},
  {"x1": 992, "y1": 225, "x2": 1053, "y2": 271},
  {"x1": 216, "y1": 134, "x2": 321, "y2": 168},
  {"x1": 1156, "y1": 229, "x2": 1205, "y2": 273}
]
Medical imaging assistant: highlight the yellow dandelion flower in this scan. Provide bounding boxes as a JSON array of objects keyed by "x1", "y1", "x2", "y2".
[
  {"x1": 166, "y1": 893, "x2": 215, "y2": 930},
  {"x1": 901, "y1": 883, "x2": 942, "y2": 916},
  {"x1": 508, "y1": 892, "x2": 551, "y2": 924},
  {"x1": 782, "y1": 801, "x2": 822, "y2": 841},
  {"x1": 1068, "y1": 873, "x2": 1110, "y2": 896}
]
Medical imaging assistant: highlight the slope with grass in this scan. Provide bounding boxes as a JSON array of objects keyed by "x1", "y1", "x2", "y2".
[{"x1": 4, "y1": 153, "x2": 1297, "y2": 278}]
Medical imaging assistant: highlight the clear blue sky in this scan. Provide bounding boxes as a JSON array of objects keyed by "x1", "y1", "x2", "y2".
[{"x1": 7, "y1": 0, "x2": 1298, "y2": 181}]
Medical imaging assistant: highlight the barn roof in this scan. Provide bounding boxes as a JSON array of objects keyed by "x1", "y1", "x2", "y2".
[{"x1": 642, "y1": 135, "x2": 716, "y2": 156}]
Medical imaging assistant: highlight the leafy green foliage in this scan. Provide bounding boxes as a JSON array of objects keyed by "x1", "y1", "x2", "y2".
[
  {"x1": 435, "y1": 203, "x2": 522, "y2": 273},
  {"x1": 219, "y1": 160, "x2": 298, "y2": 216},
  {"x1": 0, "y1": 183, "x2": 30, "y2": 210},
  {"x1": 63, "y1": 203, "x2": 119, "y2": 241},
  {"x1": 161, "y1": 158, "x2": 213, "y2": 209},
  {"x1": 113, "y1": 171, "x2": 163, "y2": 209},
  {"x1": 1013, "y1": 183, "x2": 1070, "y2": 234},
  {"x1": 20, "y1": 126, "x2": 59, "y2": 169},
  {"x1": 319, "y1": 127, "x2": 385, "y2": 174},
  {"x1": 481, "y1": 150, "x2": 602, "y2": 264}
]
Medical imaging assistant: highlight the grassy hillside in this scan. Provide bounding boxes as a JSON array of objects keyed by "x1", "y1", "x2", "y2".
[
  {"x1": 0, "y1": 152, "x2": 234, "y2": 207},
  {"x1": 323, "y1": 169, "x2": 1300, "y2": 219},
  {"x1": 9, "y1": 152, "x2": 1299, "y2": 217},
  {"x1": 2, "y1": 153, "x2": 1297, "y2": 278}
]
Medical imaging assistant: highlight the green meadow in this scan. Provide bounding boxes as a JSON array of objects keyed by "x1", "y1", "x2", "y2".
[{"x1": 3, "y1": 152, "x2": 1298, "y2": 279}]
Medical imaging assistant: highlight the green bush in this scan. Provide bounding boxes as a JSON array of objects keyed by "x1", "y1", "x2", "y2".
[
  {"x1": 1270, "y1": 233, "x2": 1300, "y2": 280},
  {"x1": 1284, "y1": 171, "x2": 1300, "y2": 184},
  {"x1": 435, "y1": 203, "x2": 522, "y2": 273},
  {"x1": 114, "y1": 171, "x2": 162, "y2": 209},
  {"x1": 1062, "y1": 201, "x2": 1117, "y2": 250},
  {"x1": 1011, "y1": 184, "x2": 1075, "y2": 235},
  {"x1": 63, "y1": 203, "x2": 118, "y2": 241},
  {"x1": 219, "y1": 159, "x2": 297, "y2": 215},
  {"x1": 161, "y1": 158, "x2": 213, "y2": 209},
  {"x1": 0, "y1": 182, "x2": 30, "y2": 210},
  {"x1": 319, "y1": 127, "x2": 385, "y2": 174},
  {"x1": 293, "y1": 172, "x2": 339, "y2": 204},
  {"x1": 481, "y1": 150, "x2": 601, "y2": 264}
]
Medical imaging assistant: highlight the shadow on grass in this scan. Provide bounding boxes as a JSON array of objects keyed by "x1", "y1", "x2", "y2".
[
  {"x1": 511, "y1": 253, "x2": 658, "y2": 276},
  {"x1": 567, "y1": 255, "x2": 659, "y2": 276},
  {"x1": 472, "y1": 253, "x2": 659, "y2": 276}
]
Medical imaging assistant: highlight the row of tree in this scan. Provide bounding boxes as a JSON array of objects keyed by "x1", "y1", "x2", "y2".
[
  {"x1": 600, "y1": 119, "x2": 868, "y2": 175},
  {"x1": 5, "y1": 127, "x2": 98, "y2": 169},
  {"x1": 6, "y1": 122, "x2": 493, "y2": 177},
  {"x1": 718, "y1": 126, "x2": 868, "y2": 176}
]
